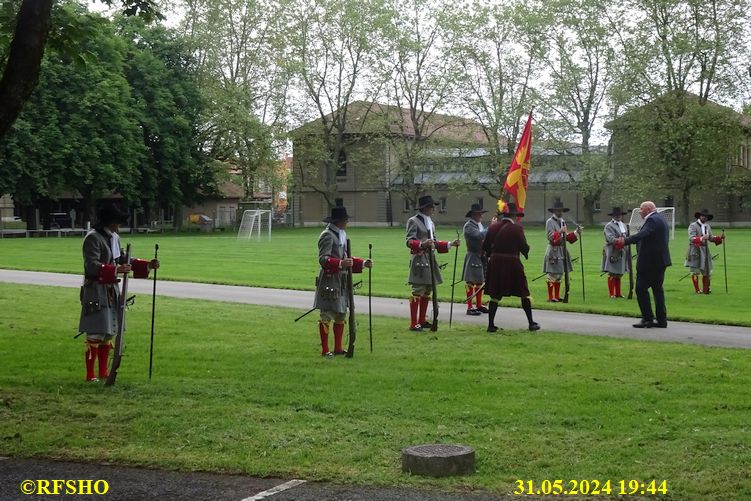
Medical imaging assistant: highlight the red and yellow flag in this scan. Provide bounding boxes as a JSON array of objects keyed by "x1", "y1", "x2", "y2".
[{"x1": 500, "y1": 111, "x2": 533, "y2": 213}]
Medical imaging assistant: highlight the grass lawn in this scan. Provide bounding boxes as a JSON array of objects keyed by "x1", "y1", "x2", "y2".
[
  {"x1": 1, "y1": 283, "x2": 750, "y2": 499},
  {"x1": 0, "y1": 225, "x2": 749, "y2": 326}
]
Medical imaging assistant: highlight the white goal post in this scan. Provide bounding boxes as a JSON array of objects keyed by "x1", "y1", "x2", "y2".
[
  {"x1": 628, "y1": 207, "x2": 675, "y2": 240},
  {"x1": 237, "y1": 209, "x2": 272, "y2": 240}
]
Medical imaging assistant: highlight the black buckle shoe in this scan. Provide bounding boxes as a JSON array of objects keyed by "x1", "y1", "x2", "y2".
[
  {"x1": 632, "y1": 320, "x2": 654, "y2": 328},
  {"x1": 528, "y1": 322, "x2": 540, "y2": 331},
  {"x1": 466, "y1": 308, "x2": 482, "y2": 316},
  {"x1": 476, "y1": 306, "x2": 489, "y2": 313},
  {"x1": 487, "y1": 325, "x2": 500, "y2": 333}
]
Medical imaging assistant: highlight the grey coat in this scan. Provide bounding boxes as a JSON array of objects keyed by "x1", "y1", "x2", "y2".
[
  {"x1": 314, "y1": 224, "x2": 350, "y2": 314},
  {"x1": 461, "y1": 219, "x2": 486, "y2": 283},
  {"x1": 406, "y1": 214, "x2": 443, "y2": 285},
  {"x1": 601, "y1": 220, "x2": 630, "y2": 275},
  {"x1": 78, "y1": 229, "x2": 122, "y2": 336},
  {"x1": 542, "y1": 216, "x2": 573, "y2": 274},
  {"x1": 684, "y1": 220, "x2": 713, "y2": 272}
]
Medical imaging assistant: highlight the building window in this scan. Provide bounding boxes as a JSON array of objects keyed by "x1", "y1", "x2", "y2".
[
  {"x1": 592, "y1": 199, "x2": 601, "y2": 213},
  {"x1": 335, "y1": 198, "x2": 344, "y2": 208},
  {"x1": 439, "y1": 197, "x2": 447, "y2": 213},
  {"x1": 336, "y1": 149, "x2": 347, "y2": 177},
  {"x1": 739, "y1": 196, "x2": 746, "y2": 213},
  {"x1": 403, "y1": 198, "x2": 411, "y2": 212},
  {"x1": 476, "y1": 197, "x2": 484, "y2": 209}
]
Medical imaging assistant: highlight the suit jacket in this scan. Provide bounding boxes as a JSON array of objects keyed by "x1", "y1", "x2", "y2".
[{"x1": 624, "y1": 212, "x2": 671, "y2": 269}]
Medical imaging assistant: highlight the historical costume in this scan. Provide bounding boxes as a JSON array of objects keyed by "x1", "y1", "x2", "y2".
[
  {"x1": 314, "y1": 206, "x2": 370, "y2": 356},
  {"x1": 405, "y1": 195, "x2": 459, "y2": 331},
  {"x1": 684, "y1": 209, "x2": 724, "y2": 294},
  {"x1": 483, "y1": 203, "x2": 539, "y2": 332},
  {"x1": 542, "y1": 201, "x2": 579, "y2": 302},
  {"x1": 461, "y1": 203, "x2": 487, "y2": 315},
  {"x1": 601, "y1": 207, "x2": 630, "y2": 298},
  {"x1": 79, "y1": 204, "x2": 157, "y2": 381}
]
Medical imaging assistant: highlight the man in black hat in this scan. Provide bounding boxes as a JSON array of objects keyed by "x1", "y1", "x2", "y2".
[
  {"x1": 483, "y1": 202, "x2": 539, "y2": 332},
  {"x1": 462, "y1": 203, "x2": 488, "y2": 315},
  {"x1": 684, "y1": 208, "x2": 724, "y2": 294},
  {"x1": 405, "y1": 195, "x2": 460, "y2": 331},
  {"x1": 79, "y1": 203, "x2": 159, "y2": 381},
  {"x1": 314, "y1": 206, "x2": 372, "y2": 356},
  {"x1": 602, "y1": 207, "x2": 630, "y2": 298},
  {"x1": 542, "y1": 201, "x2": 581, "y2": 302}
]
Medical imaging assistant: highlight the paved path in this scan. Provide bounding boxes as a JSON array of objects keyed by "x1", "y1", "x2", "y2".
[
  {"x1": 2, "y1": 269, "x2": 750, "y2": 349},
  {"x1": 0, "y1": 457, "x2": 513, "y2": 501}
]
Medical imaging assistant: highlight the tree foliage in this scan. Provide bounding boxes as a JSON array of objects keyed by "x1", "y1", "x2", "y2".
[{"x1": 0, "y1": 3, "x2": 211, "y2": 227}]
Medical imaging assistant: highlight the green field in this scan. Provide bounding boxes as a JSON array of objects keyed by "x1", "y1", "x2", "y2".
[
  {"x1": 1, "y1": 283, "x2": 750, "y2": 499},
  {"x1": 0, "y1": 225, "x2": 748, "y2": 325}
]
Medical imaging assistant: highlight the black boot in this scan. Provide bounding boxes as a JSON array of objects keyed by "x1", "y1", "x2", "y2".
[
  {"x1": 487, "y1": 299, "x2": 501, "y2": 332},
  {"x1": 522, "y1": 297, "x2": 540, "y2": 331}
]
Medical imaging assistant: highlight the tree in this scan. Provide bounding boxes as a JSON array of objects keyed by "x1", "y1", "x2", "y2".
[
  {"x1": 0, "y1": 5, "x2": 147, "y2": 227},
  {"x1": 117, "y1": 15, "x2": 214, "y2": 223},
  {"x1": 0, "y1": 0, "x2": 161, "y2": 140},
  {"x1": 535, "y1": 0, "x2": 618, "y2": 224},
  {"x1": 180, "y1": 0, "x2": 287, "y2": 200},
  {"x1": 444, "y1": 0, "x2": 541, "y2": 204},
  {"x1": 379, "y1": 0, "x2": 466, "y2": 210},
  {"x1": 610, "y1": 0, "x2": 751, "y2": 222},
  {"x1": 284, "y1": 0, "x2": 392, "y2": 208}
]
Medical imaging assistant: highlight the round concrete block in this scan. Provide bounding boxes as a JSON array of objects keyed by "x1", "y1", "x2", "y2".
[{"x1": 401, "y1": 444, "x2": 475, "y2": 477}]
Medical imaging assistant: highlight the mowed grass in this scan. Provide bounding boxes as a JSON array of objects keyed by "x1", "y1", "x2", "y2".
[
  {"x1": 1, "y1": 226, "x2": 749, "y2": 326},
  {"x1": 1, "y1": 283, "x2": 750, "y2": 499}
]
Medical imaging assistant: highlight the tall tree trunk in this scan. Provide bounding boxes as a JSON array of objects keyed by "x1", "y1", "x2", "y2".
[{"x1": 0, "y1": 0, "x2": 54, "y2": 139}]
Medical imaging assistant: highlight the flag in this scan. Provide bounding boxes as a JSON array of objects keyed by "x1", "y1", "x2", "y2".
[{"x1": 501, "y1": 111, "x2": 533, "y2": 213}]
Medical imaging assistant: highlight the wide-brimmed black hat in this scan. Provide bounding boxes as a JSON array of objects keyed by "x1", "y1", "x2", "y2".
[
  {"x1": 502, "y1": 202, "x2": 524, "y2": 218},
  {"x1": 418, "y1": 195, "x2": 440, "y2": 209},
  {"x1": 465, "y1": 203, "x2": 488, "y2": 218},
  {"x1": 548, "y1": 201, "x2": 570, "y2": 213},
  {"x1": 323, "y1": 206, "x2": 350, "y2": 223},
  {"x1": 97, "y1": 203, "x2": 129, "y2": 225},
  {"x1": 607, "y1": 207, "x2": 630, "y2": 216},
  {"x1": 694, "y1": 208, "x2": 714, "y2": 221}
]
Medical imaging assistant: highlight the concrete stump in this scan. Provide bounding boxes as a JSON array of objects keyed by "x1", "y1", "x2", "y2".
[{"x1": 401, "y1": 444, "x2": 475, "y2": 477}]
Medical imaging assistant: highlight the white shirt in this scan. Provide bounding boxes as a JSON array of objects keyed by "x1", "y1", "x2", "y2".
[
  {"x1": 423, "y1": 214, "x2": 435, "y2": 240},
  {"x1": 102, "y1": 227, "x2": 121, "y2": 261}
]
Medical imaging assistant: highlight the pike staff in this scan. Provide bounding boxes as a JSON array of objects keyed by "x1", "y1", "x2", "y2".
[
  {"x1": 148, "y1": 243, "x2": 159, "y2": 381},
  {"x1": 722, "y1": 229, "x2": 728, "y2": 293},
  {"x1": 579, "y1": 230, "x2": 585, "y2": 302},
  {"x1": 449, "y1": 229, "x2": 460, "y2": 327},
  {"x1": 368, "y1": 243, "x2": 373, "y2": 352},
  {"x1": 105, "y1": 243, "x2": 131, "y2": 387}
]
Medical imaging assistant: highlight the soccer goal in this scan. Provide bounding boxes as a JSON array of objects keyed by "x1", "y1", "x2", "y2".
[
  {"x1": 237, "y1": 209, "x2": 272, "y2": 240},
  {"x1": 628, "y1": 207, "x2": 675, "y2": 240}
]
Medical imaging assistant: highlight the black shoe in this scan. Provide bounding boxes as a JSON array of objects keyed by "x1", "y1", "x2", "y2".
[
  {"x1": 476, "y1": 306, "x2": 489, "y2": 313},
  {"x1": 487, "y1": 325, "x2": 500, "y2": 333},
  {"x1": 653, "y1": 321, "x2": 668, "y2": 328},
  {"x1": 632, "y1": 320, "x2": 654, "y2": 328},
  {"x1": 322, "y1": 351, "x2": 334, "y2": 358},
  {"x1": 466, "y1": 308, "x2": 482, "y2": 316},
  {"x1": 409, "y1": 325, "x2": 423, "y2": 332},
  {"x1": 420, "y1": 321, "x2": 433, "y2": 329},
  {"x1": 333, "y1": 350, "x2": 347, "y2": 355},
  {"x1": 528, "y1": 322, "x2": 540, "y2": 331}
]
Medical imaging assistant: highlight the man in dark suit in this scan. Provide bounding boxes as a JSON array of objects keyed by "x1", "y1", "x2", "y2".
[{"x1": 616, "y1": 201, "x2": 671, "y2": 328}]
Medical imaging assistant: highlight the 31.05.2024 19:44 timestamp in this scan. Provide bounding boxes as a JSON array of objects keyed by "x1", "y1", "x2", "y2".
[{"x1": 513, "y1": 479, "x2": 668, "y2": 496}]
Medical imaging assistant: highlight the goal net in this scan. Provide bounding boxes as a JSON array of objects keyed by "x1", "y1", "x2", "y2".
[
  {"x1": 237, "y1": 209, "x2": 272, "y2": 240},
  {"x1": 628, "y1": 207, "x2": 675, "y2": 240}
]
